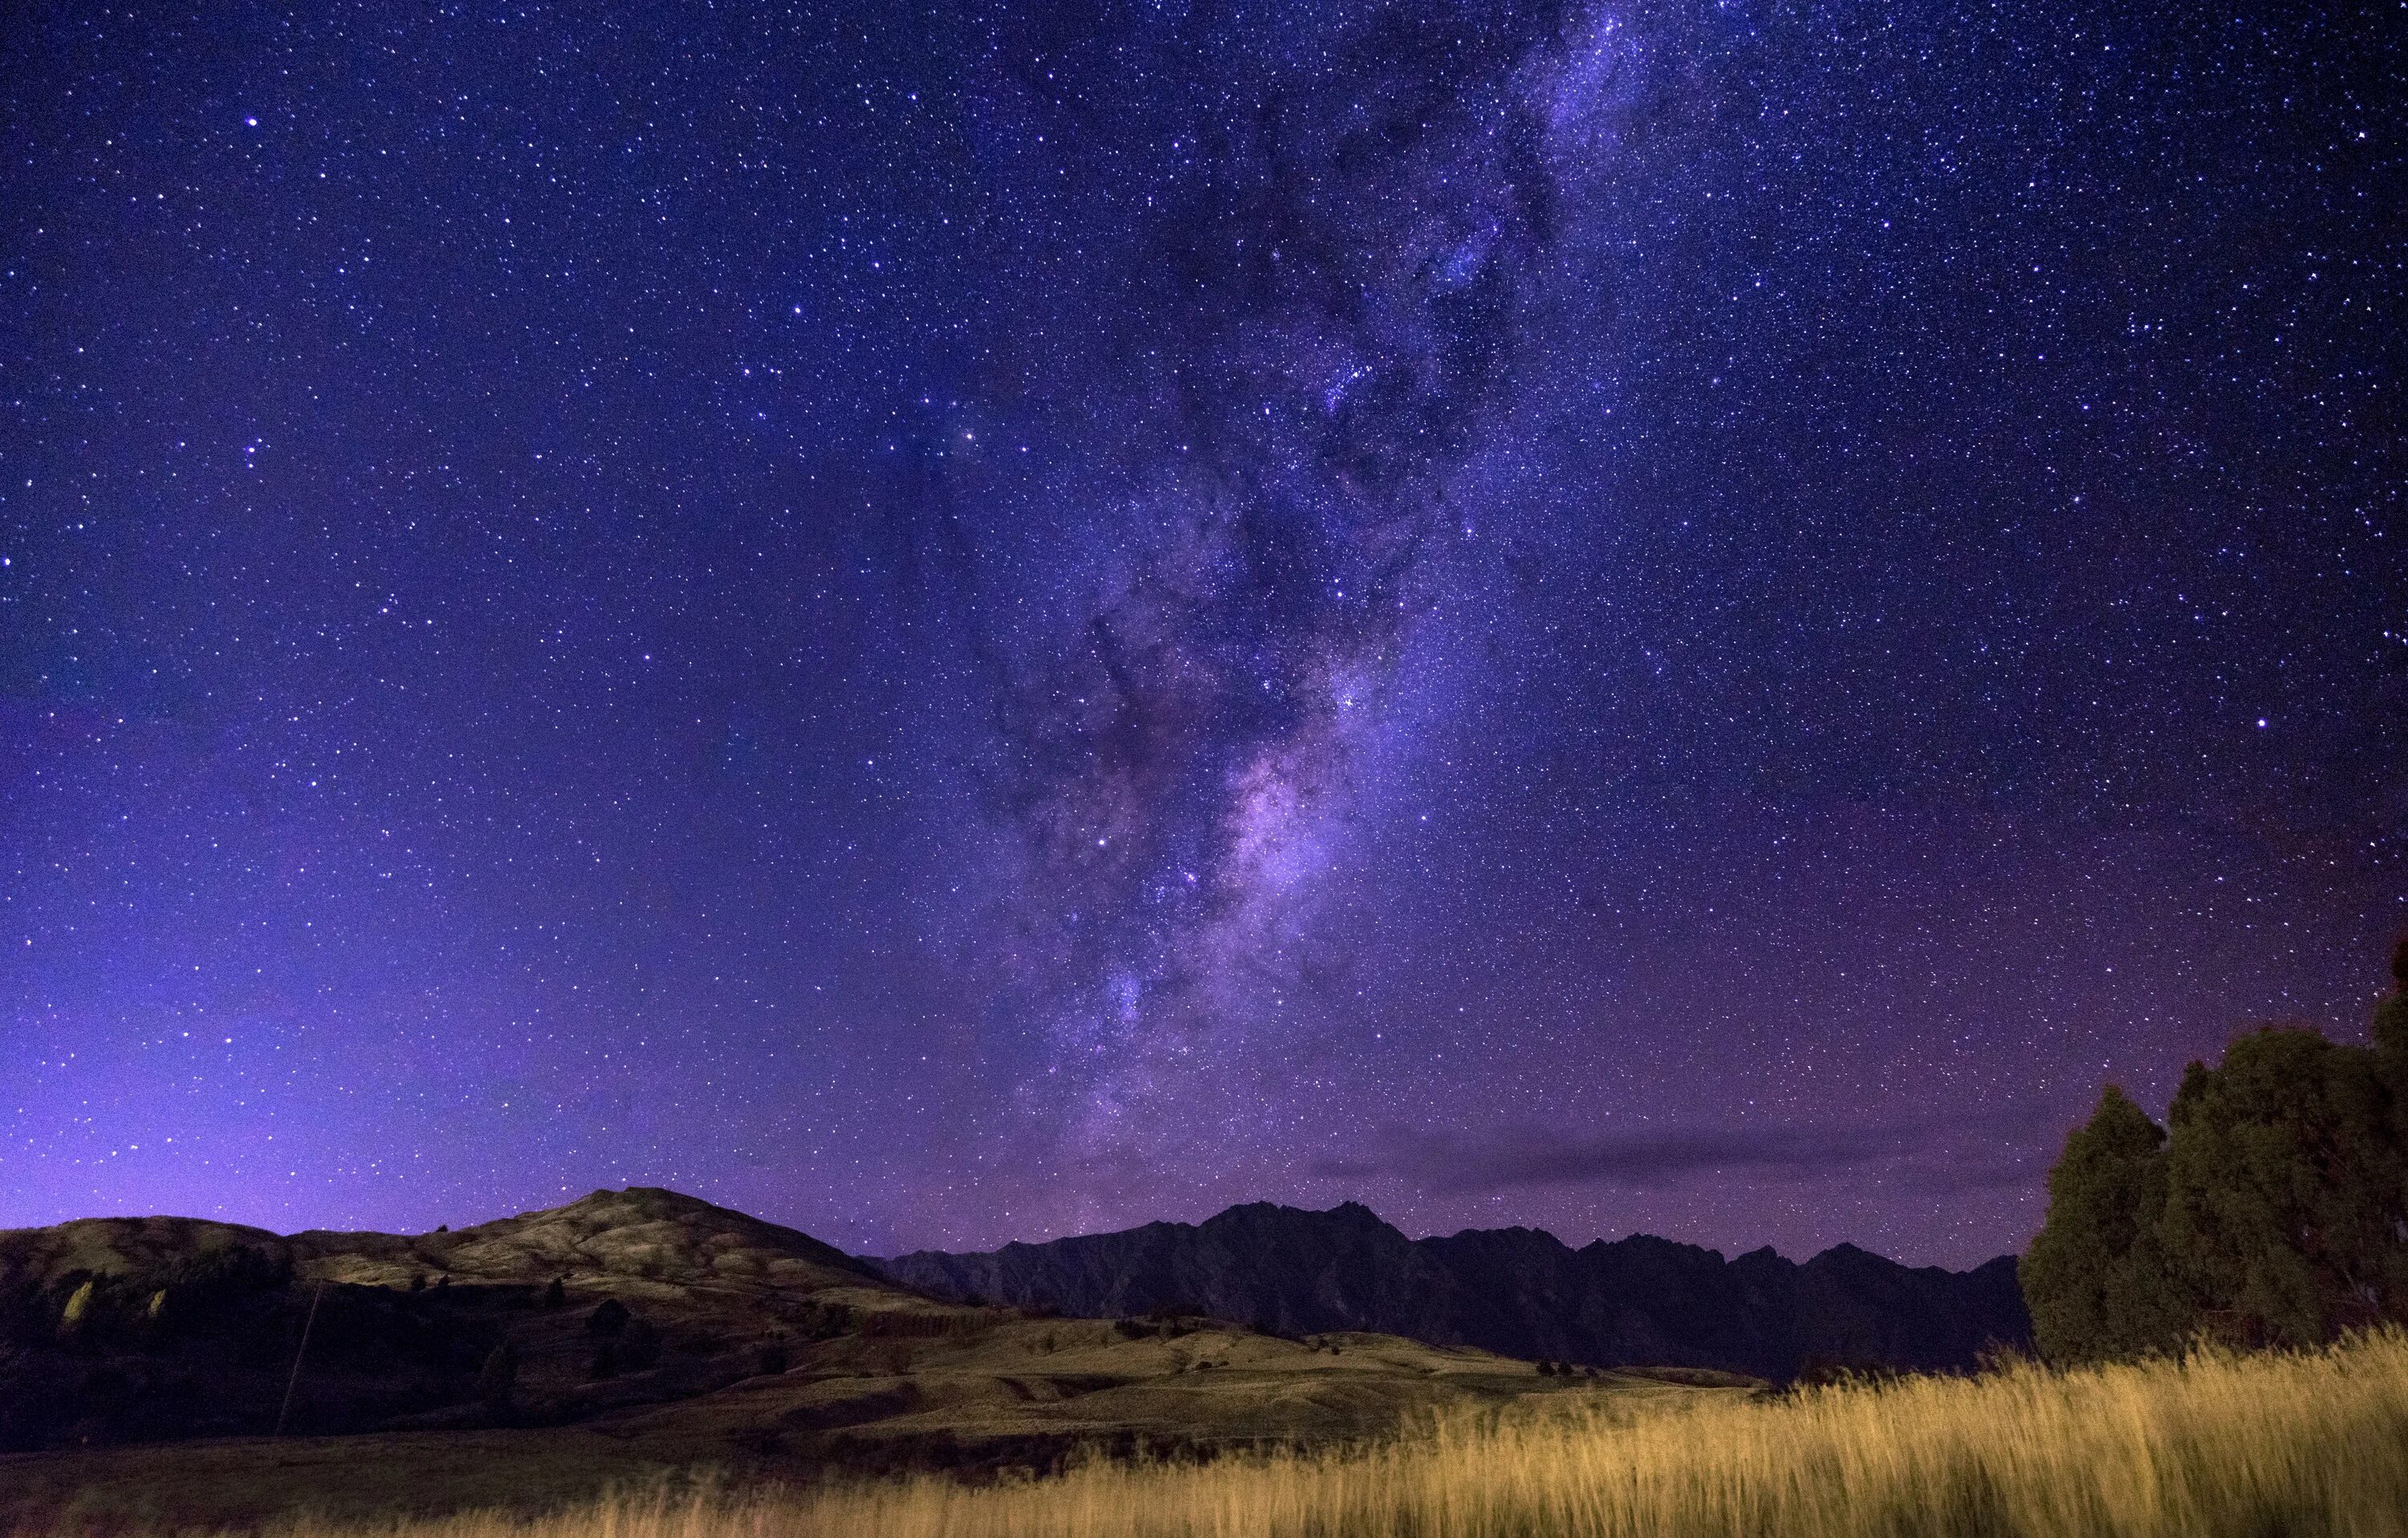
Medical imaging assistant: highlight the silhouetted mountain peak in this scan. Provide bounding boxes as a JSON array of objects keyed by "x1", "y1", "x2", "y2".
[
  {"x1": 877, "y1": 1202, "x2": 2032, "y2": 1380},
  {"x1": 1198, "y1": 1199, "x2": 1399, "y2": 1235}
]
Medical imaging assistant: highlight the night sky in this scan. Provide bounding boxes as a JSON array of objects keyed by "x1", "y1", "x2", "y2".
[{"x1": 3, "y1": 1, "x2": 2401, "y2": 1269}]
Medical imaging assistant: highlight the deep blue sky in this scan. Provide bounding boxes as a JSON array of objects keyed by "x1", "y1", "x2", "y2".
[{"x1": 2, "y1": 0, "x2": 2400, "y2": 1267}]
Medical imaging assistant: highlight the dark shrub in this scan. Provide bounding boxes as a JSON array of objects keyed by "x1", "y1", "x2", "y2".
[{"x1": 476, "y1": 1341, "x2": 519, "y2": 1411}]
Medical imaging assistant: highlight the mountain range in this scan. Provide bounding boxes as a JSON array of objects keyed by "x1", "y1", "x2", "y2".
[
  {"x1": 881, "y1": 1200, "x2": 2029, "y2": 1381},
  {"x1": 1, "y1": 1186, "x2": 2027, "y2": 1520}
]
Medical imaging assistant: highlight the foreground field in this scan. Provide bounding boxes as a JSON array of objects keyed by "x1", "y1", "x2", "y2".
[
  {"x1": 0, "y1": 1325, "x2": 1733, "y2": 1527},
  {"x1": 121, "y1": 1328, "x2": 2408, "y2": 1538}
]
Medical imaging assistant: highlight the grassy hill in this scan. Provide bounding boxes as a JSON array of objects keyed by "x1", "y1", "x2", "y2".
[
  {"x1": 0, "y1": 1188, "x2": 922, "y2": 1451},
  {"x1": 0, "y1": 1190, "x2": 1749, "y2": 1525}
]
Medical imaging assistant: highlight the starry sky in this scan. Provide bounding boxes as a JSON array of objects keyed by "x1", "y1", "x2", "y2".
[{"x1": 2, "y1": 0, "x2": 2401, "y2": 1269}]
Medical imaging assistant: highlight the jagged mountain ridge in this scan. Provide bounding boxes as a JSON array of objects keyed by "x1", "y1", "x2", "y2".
[{"x1": 877, "y1": 1200, "x2": 2030, "y2": 1381}]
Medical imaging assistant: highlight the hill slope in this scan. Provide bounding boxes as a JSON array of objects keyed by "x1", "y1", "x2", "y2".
[
  {"x1": 0, "y1": 1187, "x2": 1743, "y2": 1517},
  {"x1": 0, "y1": 1187, "x2": 939, "y2": 1451},
  {"x1": 878, "y1": 1201, "x2": 2029, "y2": 1380}
]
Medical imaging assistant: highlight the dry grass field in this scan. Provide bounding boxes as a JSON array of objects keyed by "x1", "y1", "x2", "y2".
[
  {"x1": 0, "y1": 1323, "x2": 1722, "y2": 1528},
  {"x1": 26, "y1": 1328, "x2": 2408, "y2": 1538}
]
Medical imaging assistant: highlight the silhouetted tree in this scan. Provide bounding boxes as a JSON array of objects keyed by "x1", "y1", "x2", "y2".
[
  {"x1": 542, "y1": 1276, "x2": 567, "y2": 1310},
  {"x1": 587, "y1": 1297, "x2": 630, "y2": 1338},
  {"x1": 2165, "y1": 1027, "x2": 2407, "y2": 1345},
  {"x1": 2021, "y1": 1086, "x2": 2192, "y2": 1364},
  {"x1": 2027, "y1": 938, "x2": 2408, "y2": 1362}
]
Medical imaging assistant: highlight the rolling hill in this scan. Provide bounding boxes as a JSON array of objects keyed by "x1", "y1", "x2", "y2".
[{"x1": 0, "y1": 1188, "x2": 1751, "y2": 1524}]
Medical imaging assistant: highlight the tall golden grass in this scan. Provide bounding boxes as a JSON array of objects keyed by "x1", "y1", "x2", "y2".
[{"x1": 109, "y1": 1331, "x2": 2408, "y2": 1537}]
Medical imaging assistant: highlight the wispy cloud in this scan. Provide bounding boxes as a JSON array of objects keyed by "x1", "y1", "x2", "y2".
[{"x1": 1314, "y1": 1113, "x2": 2048, "y2": 1197}]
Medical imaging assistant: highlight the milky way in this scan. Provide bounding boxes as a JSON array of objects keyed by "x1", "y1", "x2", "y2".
[
  {"x1": 2, "y1": 0, "x2": 2400, "y2": 1266},
  {"x1": 950, "y1": 3, "x2": 1649, "y2": 1191}
]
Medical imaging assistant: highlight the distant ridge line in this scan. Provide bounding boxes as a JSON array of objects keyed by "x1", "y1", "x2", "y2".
[{"x1": 874, "y1": 1199, "x2": 2029, "y2": 1381}]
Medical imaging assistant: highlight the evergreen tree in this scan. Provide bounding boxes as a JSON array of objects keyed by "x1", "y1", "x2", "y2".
[
  {"x1": 2028, "y1": 941, "x2": 2408, "y2": 1361},
  {"x1": 2021, "y1": 1085, "x2": 2192, "y2": 1364},
  {"x1": 2162, "y1": 1027, "x2": 2406, "y2": 1346}
]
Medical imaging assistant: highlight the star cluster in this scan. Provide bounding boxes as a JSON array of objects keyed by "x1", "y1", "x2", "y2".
[{"x1": 2, "y1": 0, "x2": 2400, "y2": 1266}]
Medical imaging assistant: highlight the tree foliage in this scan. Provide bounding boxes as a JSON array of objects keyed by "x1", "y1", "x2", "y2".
[
  {"x1": 2023, "y1": 940, "x2": 2408, "y2": 1362},
  {"x1": 2165, "y1": 1028, "x2": 2406, "y2": 1346},
  {"x1": 2020, "y1": 1086, "x2": 2192, "y2": 1364}
]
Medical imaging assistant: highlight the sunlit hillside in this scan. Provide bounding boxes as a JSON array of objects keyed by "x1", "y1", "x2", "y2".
[{"x1": 74, "y1": 1330, "x2": 2408, "y2": 1538}]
